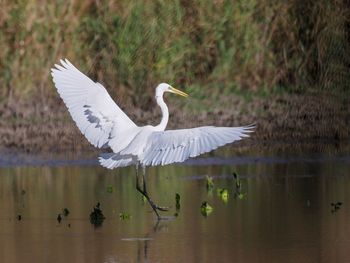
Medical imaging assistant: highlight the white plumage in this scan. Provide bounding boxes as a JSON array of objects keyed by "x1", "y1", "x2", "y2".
[
  {"x1": 51, "y1": 59, "x2": 254, "y2": 169},
  {"x1": 51, "y1": 59, "x2": 137, "y2": 149}
]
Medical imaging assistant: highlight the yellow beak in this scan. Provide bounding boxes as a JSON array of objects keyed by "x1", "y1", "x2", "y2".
[{"x1": 169, "y1": 87, "x2": 189, "y2": 97}]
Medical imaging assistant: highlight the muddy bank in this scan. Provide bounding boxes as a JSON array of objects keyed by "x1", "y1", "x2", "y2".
[{"x1": 0, "y1": 91, "x2": 348, "y2": 153}]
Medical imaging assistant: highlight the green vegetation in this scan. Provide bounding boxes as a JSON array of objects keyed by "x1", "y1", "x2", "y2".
[
  {"x1": 175, "y1": 192, "x2": 181, "y2": 210},
  {"x1": 119, "y1": 212, "x2": 131, "y2": 220},
  {"x1": 200, "y1": 201, "x2": 213, "y2": 217},
  {"x1": 233, "y1": 172, "x2": 241, "y2": 190},
  {"x1": 62, "y1": 208, "x2": 70, "y2": 217},
  {"x1": 0, "y1": 0, "x2": 348, "y2": 110},
  {"x1": 217, "y1": 188, "x2": 229, "y2": 203},
  {"x1": 233, "y1": 172, "x2": 246, "y2": 199},
  {"x1": 106, "y1": 185, "x2": 114, "y2": 193},
  {"x1": 89, "y1": 202, "x2": 105, "y2": 227}
]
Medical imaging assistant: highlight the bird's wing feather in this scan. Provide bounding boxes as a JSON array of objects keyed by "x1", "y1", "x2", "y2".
[
  {"x1": 51, "y1": 59, "x2": 137, "y2": 148},
  {"x1": 140, "y1": 125, "x2": 254, "y2": 166},
  {"x1": 99, "y1": 153, "x2": 135, "y2": 169}
]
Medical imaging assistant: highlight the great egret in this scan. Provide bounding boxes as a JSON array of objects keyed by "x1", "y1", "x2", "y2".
[{"x1": 51, "y1": 59, "x2": 254, "y2": 219}]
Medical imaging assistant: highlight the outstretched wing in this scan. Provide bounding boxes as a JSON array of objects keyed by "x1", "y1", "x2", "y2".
[
  {"x1": 51, "y1": 59, "x2": 137, "y2": 148},
  {"x1": 140, "y1": 125, "x2": 254, "y2": 166}
]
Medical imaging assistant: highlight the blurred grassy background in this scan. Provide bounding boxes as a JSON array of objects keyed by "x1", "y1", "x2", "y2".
[
  {"x1": 0, "y1": 0, "x2": 349, "y2": 150},
  {"x1": 1, "y1": 0, "x2": 349, "y2": 106}
]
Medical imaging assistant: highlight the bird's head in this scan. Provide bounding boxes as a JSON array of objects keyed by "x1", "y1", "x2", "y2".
[{"x1": 155, "y1": 83, "x2": 188, "y2": 98}]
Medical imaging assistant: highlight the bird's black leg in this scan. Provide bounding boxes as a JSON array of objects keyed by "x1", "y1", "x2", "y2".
[
  {"x1": 141, "y1": 165, "x2": 147, "y2": 193},
  {"x1": 141, "y1": 167, "x2": 168, "y2": 212},
  {"x1": 135, "y1": 165, "x2": 168, "y2": 220}
]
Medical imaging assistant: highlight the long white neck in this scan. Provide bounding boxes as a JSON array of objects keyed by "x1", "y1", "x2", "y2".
[{"x1": 155, "y1": 94, "x2": 169, "y2": 131}]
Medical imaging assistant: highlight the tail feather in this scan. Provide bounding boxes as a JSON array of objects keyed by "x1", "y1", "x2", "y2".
[{"x1": 98, "y1": 153, "x2": 135, "y2": 169}]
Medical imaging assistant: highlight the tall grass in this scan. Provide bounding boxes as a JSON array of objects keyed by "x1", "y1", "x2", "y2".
[{"x1": 0, "y1": 0, "x2": 349, "y2": 110}]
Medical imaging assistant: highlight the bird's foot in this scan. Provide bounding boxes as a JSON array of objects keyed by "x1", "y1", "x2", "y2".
[
  {"x1": 154, "y1": 205, "x2": 169, "y2": 212},
  {"x1": 148, "y1": 199, "x2": 169, "y2": 212}
]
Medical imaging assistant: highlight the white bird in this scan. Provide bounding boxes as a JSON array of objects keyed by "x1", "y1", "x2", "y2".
[{"x1": 51, "y1": 59, "x2": 254, "y2": 219}]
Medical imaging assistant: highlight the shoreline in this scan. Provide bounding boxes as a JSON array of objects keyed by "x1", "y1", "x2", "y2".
[
  {"x1": 0, "y1": 139, "x2": 348, "y2": 168},
  {"x1": 0, "y1": 91, "x2": 348, "y2": 153}
]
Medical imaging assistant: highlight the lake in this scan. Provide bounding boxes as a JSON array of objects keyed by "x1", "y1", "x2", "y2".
[{"x1": 0, "y1": 142, "x2": 349, "y2": 263}]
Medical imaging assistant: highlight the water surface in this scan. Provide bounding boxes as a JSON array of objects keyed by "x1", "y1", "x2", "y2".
[{"x1": 0, "y1": 142, "x2": 350, "y2": 263}]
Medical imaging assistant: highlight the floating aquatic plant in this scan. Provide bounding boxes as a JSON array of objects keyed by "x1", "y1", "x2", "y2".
[
  {"x1": 57, "y1": 208, "x2": 69, "y2": 224},
  {"x1": 119, "y1": 212, "x2": 131, "y2": 220},
  {"x1": 175, "y1": 193, "x2": 181, "y2": 210},
  {"x1": 217, "y1": 188, "x2": 229, "y2": 203},
  {"x1": 57, "y1": 214, "x2": 62, "y2": 223},
  {"x1": 200, "y1": 201, "x2": 213, "y2": 217},
  {"x1": 232, "y1": 172, "x2": 241, "y2": 190},
  {"x1": 106, "y1": 185, "x2": 114, "y2": 193},
  {"x1": 90, "y1": 202, "x2": 105, "y2": 227},
  {"x1": 331, "y1": 202, "x2": 343, "y2": 213},
  {"x1": 232, "y1": 172, "x2": 247, "y2": 200},
  {"x1": 63, "y1": 208, "x2": 70, "y2": 217}
]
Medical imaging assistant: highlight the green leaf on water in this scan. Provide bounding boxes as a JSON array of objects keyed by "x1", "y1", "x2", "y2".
[
  {"x1": 89, "y1": 202, "x2": 105, "y2": 227},
  {"x1": 106, "y1": 185, "x2": 114, "y2": 193},
  {"x1": 200, "y1": 201, "x2": 213, "y2": 217},
  {"x1": 119, "y1": 212, "x2": 131, "y2": 220},
  {"x1": 175, "y1": 193, "x2": 181, "y2": 210},
  {"x1": 175, "y1": 193, "x2": 180, "y2": 202},
  {"x1": 62, "y1": 208, "x2": 70, "y2": 217},
  {"x1": 218, "y1": 188, "x2": 229, "y2": 203}
]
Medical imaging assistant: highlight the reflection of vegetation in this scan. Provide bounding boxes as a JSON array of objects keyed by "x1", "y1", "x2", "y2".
[
  {"x1": 200, "y1": 202, "x2": 213, "y2": 217},
  {"x1": 89, "y1": 202, "x2": 105, "y2": 227},
  {"x1": 206, "y1": 175, "x2": 214, "y2": 191}
]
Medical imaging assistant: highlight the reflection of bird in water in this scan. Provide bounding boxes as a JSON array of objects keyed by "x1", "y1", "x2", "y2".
[{"x1": 51, "y1": 59, "x2": 254, "y2": 219}]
